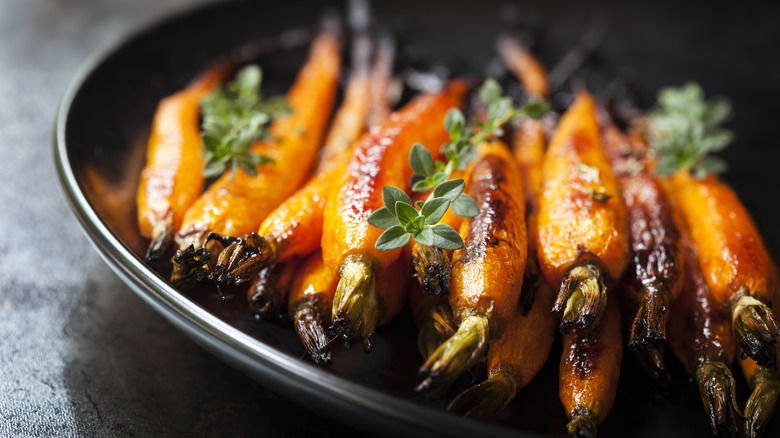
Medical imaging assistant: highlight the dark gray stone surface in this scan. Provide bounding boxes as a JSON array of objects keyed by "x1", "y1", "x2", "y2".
[{"x1": 0, "y1": 0, "x2": 357, "y2": 436}]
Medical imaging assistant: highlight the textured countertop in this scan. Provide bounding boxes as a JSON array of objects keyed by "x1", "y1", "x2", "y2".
[{"x1": 0, "y1": 0, "x2": 357, "y2": 436}]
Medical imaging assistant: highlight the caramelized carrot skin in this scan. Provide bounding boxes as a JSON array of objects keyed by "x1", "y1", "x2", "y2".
[
  {"x1": 488, "y1": 280, "x2": 557, "y2": 389},
  {"x1": 450, "y1": 142, "x2": 527, "y2": 334},
  {"x1": 559, "y1": 298, "x2": 622, "y2": 423},
  {"x1": 668, "y1": 242, "x2": 736, "y2": 372},
  {"x1": 136, "y1": 64, "x2": 230, "y2": 238},
  {"x1": 175, "y1": 33, "x2": 341, "y2": 249},
  {"x1": 537, "y1": 93, "x2": 629, "y2": 286},
  {"x1": 322, "y1": 84, "x2": 465, "y2": 273},
  {"x1": 670, "y1": 172, "x2": 779, "y2": 308},
  {"x1": 288, "y1": 251, "x2": 339, "y2": 320}
]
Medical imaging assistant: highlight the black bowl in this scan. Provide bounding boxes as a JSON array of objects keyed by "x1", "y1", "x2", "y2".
[{"x1": 53, "y1": 1, "x2": 780, "y2": 437}]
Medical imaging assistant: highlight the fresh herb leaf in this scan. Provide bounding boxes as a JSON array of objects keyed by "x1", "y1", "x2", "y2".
[
  {"x1": 647, "y1": 82, "x2": 733, "y2": 177},
  {"x1": 451, "y1": 193, "x2": 479, "y2": 217},
  {"x1": 375, "y1": 226, "x2": 411, "y2": 251},
  {"x1": 200, "y1": 65, "x2": 291, "y2": 179},
  {"x1": 421, "y1": 197, "x2": 451, "y2": 224},
  {"x1": 367, "y1": 207, "x2": 401, "y2": 230},
  {"x1": 409, "y1": 143, "x2": 434, "y2": 177},
  {"x1": 413, "y1": 226, "x2": 435, "y2": 246},
  {"x1": 430, "y1": 224, "x2": 465, "y2": 250},
  {"x1": 382, "y1": 186, "x2": 412, "y2": 217}
]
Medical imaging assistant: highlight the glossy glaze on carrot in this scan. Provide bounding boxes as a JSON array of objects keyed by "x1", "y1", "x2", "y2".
[
  {"x1": 559, "y1": 297, "x2": 622, "y2": 438},
  {"x1": 537, "y1": 92, "x2": 629, "y2": 335},
  {"x1": 322, "y1": 82, "x2": 466, "y2": 350},
  {"x1": 601, "y1": 122, "x2": 683, "y2": 350},
  {"x1": 136, "y1": 62, "x2": 231, "y2": 266},
  {"x1": 668, "y1": 237, "x2": 740, "y2": 437},
  {"x1": 418, "y1": 141, "x2": 527, "y2": 392},
  {"x1": 169, "y1": 30, "x2": 341, "y2": 287},
  {"x1": 669, "y1": 170, "x2": 780, "y2": 369}
]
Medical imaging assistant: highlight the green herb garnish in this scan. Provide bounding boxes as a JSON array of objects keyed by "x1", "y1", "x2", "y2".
[
  {"x1": 200, "y1": 65, "x2": 291, "y2": 179},
  {"x1": 368, "y1": 78, "x2": 549, "y2": 251},
  {"x1": 647, "y1": 82, "x2": 733, "y2": 177}
]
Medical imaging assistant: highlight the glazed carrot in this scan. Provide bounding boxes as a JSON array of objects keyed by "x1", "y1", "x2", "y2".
[
  {"x1": 287, "y1": 253, "x2": 408, "y2": 363},
  {"x1": 448, "y1": 279, "x2": 557, "y2": 419},
  {"x1": 537, "y1": 92, "x2": 629, "y2": 335},
  {"x1": 136, "y1": 62, "x2": 231, "y2": 267},
  {"x1": 668, "y1": 170, "x2": 780, "y2": 369},
  {"x1": 288, "y1": 251, "x2": 340, "y2": 365},
  {"x1": 210, "y1": 35, "x2": 398, "y2": 289},
  {"x1": 322, "y1": 82, "x2": 466, "y2": 350},
  {"x1": 601, "y1": 121, "x2": 684, "y2": 350},
  {"x1": 247, "y1": 259, "x2": 299, "y2": 319},
  {"x1": 559, "y1": 298, "x2": 622, "y2": 438},
  {"x1": 668, "y1": 238, "x2": 740, "y2": 437},
  {"x1": 170, "y1": 28, "x2": 341, "y2": 287},
  {"x1": 418, "y1": 141, "x2": 527, "y2": 392}
]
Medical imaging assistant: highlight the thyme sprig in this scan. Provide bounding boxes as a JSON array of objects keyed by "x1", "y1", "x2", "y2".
[
  {"x1": 367, "y1": 78, "x2": 550, "y2": 251},
  {"x1": 647, "y1": 82, "x2": 733, "y2": 177},
  {"x1": 200, "y1": 65, "x2": 291, "y2": 179}
]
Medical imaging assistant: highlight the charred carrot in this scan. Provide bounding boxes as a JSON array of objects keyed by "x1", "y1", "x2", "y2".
[
  {"x1": 418, "y1": 141, "x2": 527, "y2": 392},
  {"x1": 170, "y1": 28, "x2": 341, "y2": 288},
  {"x1": 559, "y1": 297, "x2": 623, "y2": 438},
  {"x1": 537, "y1": 92, "x2": 629, "y2": 335},
  {"x1": 247, "y1": 259, "x2": 299, "y2": 319},
  {"x1": 136, "y1": 62, "x2": 231, "y2": 267},
  {"x1": 322, "y1": 82, "x2": 466, "y2": 350},
  {"x1": 668, "y1": 238, "x2": 740, "y2": 437},
  {"x1": 448, "y1": 279, "x2": 557, "y2": 419},
  {"x1": 601, "y1": 121, "x2": 684, "y2": 350},
  {"x1": 668, "y1": 170, "x2": 780, "y2": 369},
  {"x1": 209, "y1": 34, "x2": 396, "y2": 288}
]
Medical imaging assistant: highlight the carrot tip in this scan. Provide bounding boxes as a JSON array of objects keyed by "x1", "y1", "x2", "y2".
[
  {"x1": 417, "y1": 314, "x2": 489, "y2": 393},
  {"x1": 328, "y1": 256, "x2": 379, "y2": 352},
  {"x1": 170, "y1": 244, "x2": 212, "y2": 289},
  {"x1": 293, "y1": 302, "x2": 333, "y2": 366},
  {"x1": 566, "y1": 406, "x2": 599, "y2": 438},
  {"x1": 628, "y1": 292, "x2": 669, "y2": 351},
  {"x1": 634, "y1": 348, "x2": 673, "y2": 398},
  {"x1": 744, "y1": 366, "x2": 780, "y2": 438},
  {"x1": 695, "y1": 361, "x2": 741, "y2": 438},
  {"x1": 448, "y1": 368, "x2": 518, "y2": 420},
  {"x1": 410, "y1": 243, "x2": 452, "y2": 296},
  {"x1": 145, "y1": 222, "x2": 173, "y2": 269},
  {"x1": 554, "y1": 263, "x2": 607, "y2": 337},
  {"x1": 732, "y1": 295, "x2": 780, "y2": 370},
  {"x1": 247, "y1": 266, "x2": 286, "y2": 319}
]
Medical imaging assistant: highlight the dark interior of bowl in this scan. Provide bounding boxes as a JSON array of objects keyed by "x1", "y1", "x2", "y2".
[{"x1": 61, "y1": 0, "x2": 780, "y2": 436}]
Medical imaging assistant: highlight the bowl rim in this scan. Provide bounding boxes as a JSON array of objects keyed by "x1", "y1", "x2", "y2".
[{"x1": 50, "y1": 1, "x2": 543, "y2": 437}]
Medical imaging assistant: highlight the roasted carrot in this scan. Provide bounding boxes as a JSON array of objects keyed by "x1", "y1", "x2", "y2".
[
  {"x1": 497, "y1": 35, "x2": 548, "y2": 99},
  {"x1": 559, "y1": 297, "x2": 622, "y2": 438},
  {"x1": 418, "y1": 141, "x2": 527, "y2": 392},
  {"x1": 287, "y1": 253, "x2": 408, "y2": 363},
  {"x1": 170, "y1": 28, "x2": 341, "y2": 288},
  {"x1": 288, "y1": 251, "x2": 340, "y2": 365},
  {"x1": 366, "y1": 35, "x2": 396, "y2": 128},
  {"x1": 247, "y1": 259, "x2": 299, "y2": 319},
  {"x1": 209, "y1": 34, "x2": 396, "y2": 288},
  {"x1": 448, "y1": 279, "x2": 557, "y2": 419},
  {"x1": 537, "y1": 92, "x2": 629, "y2": 335},
  {"x1": 668, "y1": 170, "x2": 780, "y2": 369},
  {"x1": 322, "y1": 82, "x2": 466, "y2": 350},
  {"x1": 601, "y1": 121, "x2": 684, "y2": 350},
  {"x1": 668, "y1": 238, "x2": 740, "y2": 437},
  {"x1": 136, "y1": 62, "x2": 231, "y2": 267}
]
